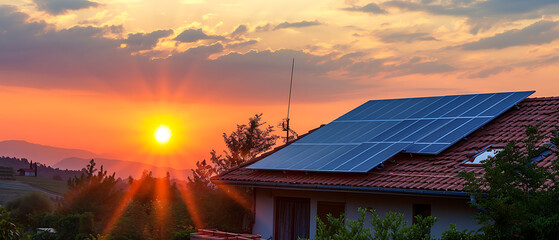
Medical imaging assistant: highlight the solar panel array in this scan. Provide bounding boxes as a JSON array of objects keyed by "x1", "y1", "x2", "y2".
[{"x1": 247, "y1": 91, "x2": 535, "y2": 172}]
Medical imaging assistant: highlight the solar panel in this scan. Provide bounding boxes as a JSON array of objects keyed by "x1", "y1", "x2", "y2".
[{"x1": 247, "y1": 91, "x2": 534, "y2": 172}]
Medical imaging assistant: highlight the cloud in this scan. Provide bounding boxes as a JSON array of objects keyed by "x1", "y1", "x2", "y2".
[
  {"x1": 124, "y1": 29, "x2": 173, "y2": 51},
  {"x1": 32, "y1": 0, "x2": 99, "y2": 15},
  {"x1": 461, "y1": 20, "x2": 559, "y2": 50},
  {"x1": 343, "y1": 3, "x2": 387, "y2": 14},
  {"x1": 378, "y1": 32, "x2": 437, "y2": 43},
  {"x1": 226, "y1": 39, "x2": 258, "y2": 49},
  {"x1": 273, "y1": 20, "x2": 321, "y2": 30},
  {"x1": 0, "y1": 6, "x2": 464, "y2": 104},
  {"x1": 230, "y1": 24, "x2": 248, "y2": 39},
  {"x1": 384, "y1": 0, "x2": 559, "y2": 16},
  {"x1": 383, "y1": 0, "x2": 559, "y2": 33},
  {"x1": 254, "y1": 21, "x2": 321, "y2": 32},
  {"x1": 466, "y1": 66, "x2": 512, "y2": 78},
  {"x1": 174, "y1": 28, "x2": 225, "y2": 43}
]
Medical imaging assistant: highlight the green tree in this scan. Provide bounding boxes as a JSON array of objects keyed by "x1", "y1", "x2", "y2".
[
  {"x1": 0, "y1": 206, "x2": 21, "y2": 240},
  {"x1": 186, "y1": 114, "x2": 278, "y2": 232},
  {"x1": 189, "y1": 113, "x2": 278, "y2": 185},
  {"x1": 63, "y1": 159, "x2": 122, "y2": 232},
  {"x1": 302, "y1": 208, "x2": 437, "y2": 240},
  {"x1": 460, "y1": 125, "x2": 559, "y2": 239},
  {"x1": 108, "y1": 172, "x2": 191, "y2": 240},
  {"x1": 5, "y1": 191, "x2": 54, "y2": 229}
]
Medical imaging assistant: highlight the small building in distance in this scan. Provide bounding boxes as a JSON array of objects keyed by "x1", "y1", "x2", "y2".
[{"x1": 18, "y1": 161, "x2": 37, "y2": 177}]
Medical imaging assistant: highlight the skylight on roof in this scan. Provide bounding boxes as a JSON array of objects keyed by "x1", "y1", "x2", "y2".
[{"x1": 464, "y1": 148, "x2": 503, "y2": 165}]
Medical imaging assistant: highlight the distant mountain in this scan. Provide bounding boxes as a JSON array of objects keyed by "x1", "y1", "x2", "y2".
[
  {"x1": 54, "y1": 157, "x2": 191, "y2": 179},
  {"x1": 0, "y1": 140, "x2": 191, "y2": 180},
  {"x1": 0, "y1": 140, "x2": 96, "y2": 166}
]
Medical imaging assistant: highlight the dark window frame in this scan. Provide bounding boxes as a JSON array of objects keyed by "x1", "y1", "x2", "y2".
[
  {"x1": 317, "y1": 201, "x2": 346, "y2": 223},
  {"x1": 412, "y1": 204, "x2": 431, "y2": 224}
]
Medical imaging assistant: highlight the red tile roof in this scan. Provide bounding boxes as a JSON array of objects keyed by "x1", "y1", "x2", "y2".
[{"x1": 213, "y1": 97, "x2": 559, "y2": 195}]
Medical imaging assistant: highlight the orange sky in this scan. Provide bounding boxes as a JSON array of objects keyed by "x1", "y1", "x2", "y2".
[{"x1": 1, "y1": 0, "x2": 559, "y2": 169}]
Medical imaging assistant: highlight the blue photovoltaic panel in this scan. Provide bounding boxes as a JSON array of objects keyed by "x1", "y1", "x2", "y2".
[{"x1": 247, "y1": 91, "x2": 534, "y2": 172}]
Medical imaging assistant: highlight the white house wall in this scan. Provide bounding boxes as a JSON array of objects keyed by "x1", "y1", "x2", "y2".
[{"x1": 253, "y1": 188, "x2": 481, "y2": 239}]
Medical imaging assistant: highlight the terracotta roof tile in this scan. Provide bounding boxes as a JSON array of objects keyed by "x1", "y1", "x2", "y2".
[{"x1": 213, "y1": 97, "x2": 559, "y2": 194}]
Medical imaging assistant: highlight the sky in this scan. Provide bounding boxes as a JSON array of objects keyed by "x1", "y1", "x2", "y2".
[{"x1": 1, "y1": 0, "x2": 559, "y2": 170}]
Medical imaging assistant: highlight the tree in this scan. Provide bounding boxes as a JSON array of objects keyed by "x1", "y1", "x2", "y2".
[
  {"x1": 186, "y1": 114, "x2": 278, "y2": 232},
  {"x1": 0, "y1": 207, "x2": 21, "y2": 240},
  {"x1": 5, "y1": 191, "x2": 54, "y2": 229},
  {"x1": 189, "y1": 113, "x2": 279, "y2": 185},
  {"x1": 63, "y1": 159, "x2": 122, "y2": 231},
  {"x1": 460, "y1": 125, "x2": 559, "y2": 239}
]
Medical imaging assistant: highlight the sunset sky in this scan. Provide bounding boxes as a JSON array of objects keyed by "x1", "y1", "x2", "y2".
[{"x1": 1, "y1": 0, "x2": 559, "y2": 170}]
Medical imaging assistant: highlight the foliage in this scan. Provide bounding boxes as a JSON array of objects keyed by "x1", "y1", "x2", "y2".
[
  {"x1": 460, "y1": 125, "x2": 559, "y2": 239},
  {"x1": 189, "y1": 113, "x2": 279, "y2": 187},
  {"x1": 302, "y1": 208, "x2": 437, "y2": 240},
  {"x1": 0, "y1": 206, "x2": 21, "y2": 240},
  {"x1": 107, "y1": 172, "x2": 191, "y2": 240},
  {"x1": 63, "y1": 159, "x2": 122, "y2": 229},
  {"x1": 369, "y1": 209, "x2": 436, "y2": 240},
  {"x1": 312, "y1": 208, "x2": 370, "y2": 240},
  {"x1": 186, "y1": 160, "x2": 215, "y2": 190},
  {"x1": 212, "y1": 113, "x2": 279, "y2": 173},
  {"x1": 30, "y1": 231, "x2": 57, "y2": 240},
  {"x1": 185, "y1": 114, "x2": 277, "y2": 232},
  {"x1": 172, "y1": 228, "x2": 197, "y2": 240},
  {"x1": 5, "y1": 191, "x2": 54, "y2": 229},
  {"x1": 439, "y1": 224, "x2": 482, "y2": 240},
  {"x1": 55, "y1": 213, "x2": 95, "y2": 240}
]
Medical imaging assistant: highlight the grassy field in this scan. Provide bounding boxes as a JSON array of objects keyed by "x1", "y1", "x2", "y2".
[{"x1": 15, "y1": 176, "x2": 68, "y2": 195}]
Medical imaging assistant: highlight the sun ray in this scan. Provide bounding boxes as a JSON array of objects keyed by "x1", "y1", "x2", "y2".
[
  {"x1": 103, "y1": 175, "x2": 147, "y2": 236},
  {"x1": 177, "y1": 184, "x2": 205, "y2": 228},
  {"x1": 215, "y1": 184, "x2": 253, "y2": 211}
]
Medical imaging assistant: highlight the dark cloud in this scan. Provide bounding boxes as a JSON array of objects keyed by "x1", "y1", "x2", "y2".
[
  {"x1": 32, "y1": 0, "x2": 99, "y2": 15},
  {"x1": 273, "y1": 20, "x2": 321, "y2": 30},
  {"x1": 230, "y1": 25, "x2": 248, "y2": 39},
  {"x1": 125, "y1": 29, "x2": 173, "y2": 51},
  {"x1": 466, "y1": 66, "x2": 512, "y2": 78},
  {"x1": 461, "y1": 20, "x2": 559, "y2": 50},
  {"x1": 174, "y1": 28, "x2": 225, "y2": 43},
  {"x1": 227, "y1": 39, "x2": 258, "y2": 49},
  {"x1": 384, "y1": 0, "x2": 559, "y2": 16},
  {"x1": 254, "y1": 21, "x2": 321, "y2": 32},
  {"x1": 379, "y1": 32, "x2": 437, "y2": 43},
  {"x1": 0, "y1": 6, "x2": 461, "y2": 104},
  {"x1": 255, "y1": 24, "x2": 273, "y2": 32},
  {"x1": 343, "y1": 3, "x2": 387, "y2": 14},
  {"x1": 383, "y1": 0, "x2": 559, "y2": 33}
]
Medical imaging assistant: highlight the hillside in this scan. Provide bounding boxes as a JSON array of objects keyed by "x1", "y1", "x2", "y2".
[
  {"x1": 54, "y1": 157, "x2": 191, "y2": 179},
  {"x1": 0, "y1": 140, "x2": 96, "y2": 166},
  {"x1": 0, "y1": 156, "x2": 83, "y2": 181}
]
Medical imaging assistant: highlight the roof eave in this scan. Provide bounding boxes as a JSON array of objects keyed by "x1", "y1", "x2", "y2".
[{"x1": 213, "y1": 179, "x2": 469, "y2": 198}]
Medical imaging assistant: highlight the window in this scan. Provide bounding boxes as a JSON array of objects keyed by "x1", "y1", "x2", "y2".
[
  {"x1": 412, "y1": 204, "x2": 431, "y2": 224},
  {"x1": 275, "y1": 197, "x2": 310, "y2": 240},
  {"x1": 464, "y1": 148, "x2": 503, "y2": 165},
  {"x1": 317, "y1": 201, "x2": 345, "y2": 223}
]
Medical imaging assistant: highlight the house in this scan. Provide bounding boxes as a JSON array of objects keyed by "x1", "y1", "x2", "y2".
[
  {"x1": 18, "y1": 161, "x2": 37, "y2": 177},
  {"x1": 212, "y1": 91, "x2": 559, "y2": 239}
]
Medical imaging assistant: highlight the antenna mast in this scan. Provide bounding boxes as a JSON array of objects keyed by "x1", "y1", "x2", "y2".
[{"x1": 285, "y1": 58, "x2": 295, "y2": 143}]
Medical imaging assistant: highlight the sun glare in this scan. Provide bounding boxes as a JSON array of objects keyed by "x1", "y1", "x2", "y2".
[{"x1": 155, "y1": 125, "x2": 171, "y2": 144}]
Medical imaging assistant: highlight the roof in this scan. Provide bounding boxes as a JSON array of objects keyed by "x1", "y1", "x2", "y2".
[
  {"x1": 213, "y1": 97, "x2": 559, "y2": 196},
  {"x1": 18, "y1": 168, "x2": 35, "y2": 172}
]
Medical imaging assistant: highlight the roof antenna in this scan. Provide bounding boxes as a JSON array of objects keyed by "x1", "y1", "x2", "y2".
[{"x1": 282, "y1": 58, "x2": 295, "y2": 143}]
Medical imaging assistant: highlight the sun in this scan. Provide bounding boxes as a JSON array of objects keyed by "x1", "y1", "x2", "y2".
[{"x1": 154, "y1": 125, "x2": 172, "y2": 144}]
